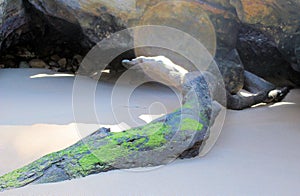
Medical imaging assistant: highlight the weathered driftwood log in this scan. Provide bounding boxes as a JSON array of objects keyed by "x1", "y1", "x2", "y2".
[
  {"x1": 0, "y1": 54, "x2": 291, "y2": 191},
  {"x1": 0, "y1": 57, "x2": 214, "y2": 192}
]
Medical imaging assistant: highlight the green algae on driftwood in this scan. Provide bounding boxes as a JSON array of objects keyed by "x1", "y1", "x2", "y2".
[{"x1": 0, "y1": 107, "x2": 209, "y2": 191}]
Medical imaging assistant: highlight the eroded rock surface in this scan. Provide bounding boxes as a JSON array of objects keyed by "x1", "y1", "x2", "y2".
[{"x1": 1, "y1": 0, "x2": 299, "y2": 85}]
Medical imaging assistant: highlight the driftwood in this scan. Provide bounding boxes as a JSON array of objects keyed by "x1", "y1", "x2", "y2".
[
  {"x1": 0, "y1": 54, "x2": 291, "y2": 191},
  {"x1": 0, "y1": 57, "x2": 215, "y2": 191}
]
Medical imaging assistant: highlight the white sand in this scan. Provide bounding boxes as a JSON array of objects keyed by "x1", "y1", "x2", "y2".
[{"x1": 1, "y1": 69, "x2": 300, "y2": 195}]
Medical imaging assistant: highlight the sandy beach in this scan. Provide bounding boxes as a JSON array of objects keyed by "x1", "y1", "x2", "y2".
[{"x1": 0, "y1": 68, "x2": 300, "y2": 195}]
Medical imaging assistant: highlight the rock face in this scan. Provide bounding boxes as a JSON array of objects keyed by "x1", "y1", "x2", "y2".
[
  {"x1": 0, "y1": 0, "x2": 28, "y2": 49},
  {"x1": 232, "y1": 0, "x2": 300, "y2": 64},
  {"x1": 0, "y1": 0, "x2": 4, "y2": 26},
  {"x1": 233, "y1": 0, "x2": 300, "y2": 86},
  {"x1": 24, "y1": 0, "x2": 129, "y2": 48},
  {"x1": 237, "y1": 25, "x2": 298, "y2": 86},
  {"x1": 1, "y1": 0, "x2": 299, "y2": 86}
]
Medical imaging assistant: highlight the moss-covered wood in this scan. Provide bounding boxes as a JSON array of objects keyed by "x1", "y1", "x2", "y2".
[
  {"x1": 0, "y1": 107, "x2": 210, "y2": 192},
  {"x1": 0, "y1": 73, "x2": 213, "y2": 192}
]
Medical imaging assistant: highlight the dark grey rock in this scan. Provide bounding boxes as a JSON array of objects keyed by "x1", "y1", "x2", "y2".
[
  {"x1": 29, "y1": 59, "x2": 47, "y2": 68},
  {"x1": 19, "y1": 61, "x2": 30, "y2": 68}
]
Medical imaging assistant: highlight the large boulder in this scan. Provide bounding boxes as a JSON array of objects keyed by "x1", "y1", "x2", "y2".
[
  {"x1": 0, "y1": 0, "x2": 238, "y2": 61},
  {"x1": 0, "y1": 0, "x2": 298, "y2": 66},
  {"x1": 236, "y1": 25, "x2": 299, "y2": 86},
  {"x1": 0, "y1": 0, "x2": 28, "y2": 49},
  {"x1": 231, "y1": 0, "x2": 300, "y2": 65},
  {"x1": 0, "y1": 0, "x2": 299, "y2": 88},
  {"x1": 24, "y1": 0, "x2": 133, "y2": 47},
  {"x1": 0, "y1": 0, "x2": 298, "y2": 92},
  {"x1": 20, "y1": 0, "x2": 238, "y2": 51},
  {"x1": 231, "y1": 0, "x2": 300, "y2": 85}
]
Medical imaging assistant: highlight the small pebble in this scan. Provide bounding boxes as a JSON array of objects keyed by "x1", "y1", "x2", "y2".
[
  {"x1": 16, "y1": 48, "x2": 35, "y2": 58},
  {"x1": 58, "y1": 58, "x2": 67, "y2": 67},
  {"x1": 49, "y1": 61, "x2": 59, "y2": 68},
  {"x1": 29, "y1": 59, "x2": 47, "y2": 68},
  {"x1": 50, "y1": 55, "x2": 61, "y2": 62},
  {"x1": 19, "y1": 61, "x2": 30, "y2": 68}
]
